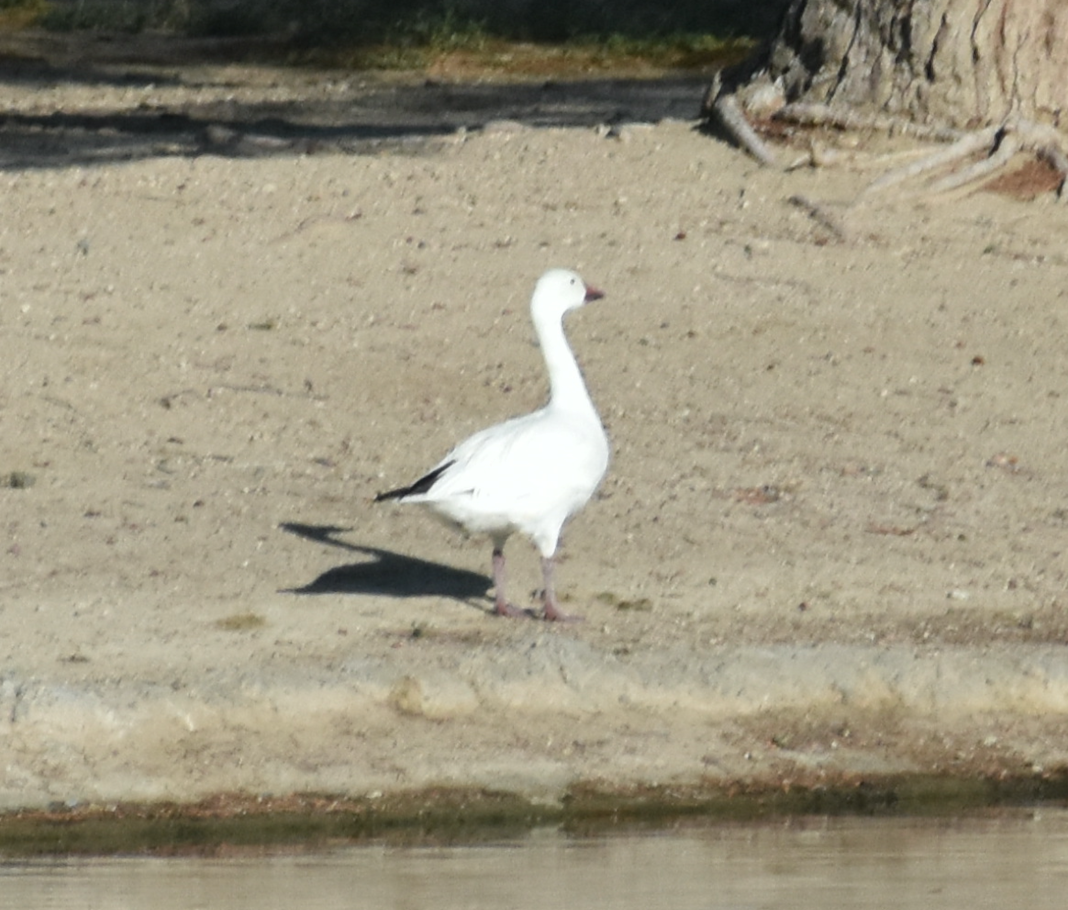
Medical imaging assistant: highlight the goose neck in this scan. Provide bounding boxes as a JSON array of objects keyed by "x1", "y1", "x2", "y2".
[{"x1": 536, "y1": 311, "x2": 596, "y2": 414}]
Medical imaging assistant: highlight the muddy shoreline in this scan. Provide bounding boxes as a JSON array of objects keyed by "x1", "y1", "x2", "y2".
[{"x1": 4, "y1": 772, "x2": 1068, "y2": 856}]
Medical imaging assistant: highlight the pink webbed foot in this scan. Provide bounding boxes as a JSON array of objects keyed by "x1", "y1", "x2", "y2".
[
  {"x1": 539, "y1": 555, "x2": 583, "y2": 622},
  {"x1": 491, "y1": 547, "x2": 535, "y2": 619},
  {"x1": 541, "y1": 599, "x2": 584, "y2": 623},
  {"x1": 494, "y1": 600, "x2": 534, "y2": 619}
]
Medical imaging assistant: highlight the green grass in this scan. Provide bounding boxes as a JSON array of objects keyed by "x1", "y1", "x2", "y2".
[
  {"x1": 0, "y1": 0, "x2": 48, "y2": 29},
  {"x1": 4, "y1": 1, "x2": 771, "y2": 74},
  {"x1": 36, "y1": 0, "x2": 185, "y2": 32},
  {"x1": 307, "y1": 33, "x2": 752, "y2": 76}
]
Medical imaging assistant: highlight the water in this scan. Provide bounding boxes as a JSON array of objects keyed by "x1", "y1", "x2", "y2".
[{"x1": 3, "y1": 810, "x2": 1067, "y2": 909}]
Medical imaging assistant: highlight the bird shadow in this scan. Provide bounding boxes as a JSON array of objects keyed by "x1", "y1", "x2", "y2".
[{"x1": 279, "y1": 521, "x2": 491, "y2": 602}]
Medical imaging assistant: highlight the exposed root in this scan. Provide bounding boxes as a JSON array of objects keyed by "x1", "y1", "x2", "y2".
[
  {"x1": 777, "y1": 102, "x2": 966, "y2": 143},
  {"x1": 1038, "y1": 143, "x2": 1068, "y2": 180},
  {"x1": 777, "y1": 103, "x2": 1068, "y2": 202},
  {"x1": 925, "y1": 132, "x2": 1021, "y2": 196},
  {"x1": 863, "y1": 120, "x2": 1066, "y2": 201},
  {"x1": 704, "y1": 89, "x2": 1068, "y2": 205},
  {"x1": 860, "y1": 127, "x2": 1000, "y2": 197},
  {"x1": 701, "y1": 75, "x2": 778, "y2": 168}
]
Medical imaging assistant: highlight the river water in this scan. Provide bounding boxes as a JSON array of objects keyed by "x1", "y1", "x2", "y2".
[{"x1": 3, "y1": 810, "x2": 1066, "y2": 909}]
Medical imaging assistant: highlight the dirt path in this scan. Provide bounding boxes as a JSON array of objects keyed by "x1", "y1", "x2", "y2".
[{"x1": 2, "y1": 38, "x2": 1068, "y2": 810}]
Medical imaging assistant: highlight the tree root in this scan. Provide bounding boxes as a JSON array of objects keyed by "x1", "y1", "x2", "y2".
[
  {"x1": 704, "y1": 87, "x2": 1068, "y2": 204},
  {"x1": 780, "y1": 103, "x2": 1068, "y2": 202},
  {"x1": 776, "y1": 102, "x2": 966, "y2": 143},
  {"x1": 701, "y1": 75, "x2": 779, "y2": 168},
  {"x1": 859, "y1": 127, "x2": 1001, "y2": 197}
]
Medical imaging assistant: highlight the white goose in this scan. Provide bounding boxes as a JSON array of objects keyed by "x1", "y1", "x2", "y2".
[{"x1": 375, "y1": 269, "x2": 610, "y2": 621}]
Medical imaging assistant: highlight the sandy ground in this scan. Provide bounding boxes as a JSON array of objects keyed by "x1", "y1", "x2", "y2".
[{"x1": 2, "y1": 40, "x2": 1068, "y2": 811}]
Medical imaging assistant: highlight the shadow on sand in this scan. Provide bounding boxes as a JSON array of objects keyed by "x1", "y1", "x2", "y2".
[
  {"x1": 0, "y1": 31, "x2": 709, "y2": 169},
  {"x1": 279, "y1": 522, "x2": 490, "y2": 602}
]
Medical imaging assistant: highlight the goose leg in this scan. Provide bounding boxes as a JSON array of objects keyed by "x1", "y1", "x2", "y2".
[
  {"x1": 540, "y1": 556, "x2": 582, "y2": 622},
  {"x1": 492, "y1": 548, "x2": 527, "y2": 618}
]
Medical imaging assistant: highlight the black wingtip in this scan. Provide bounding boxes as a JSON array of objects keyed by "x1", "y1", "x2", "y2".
[{"x1": 373, "y1": 460, "x2": 455, "y2": 502}]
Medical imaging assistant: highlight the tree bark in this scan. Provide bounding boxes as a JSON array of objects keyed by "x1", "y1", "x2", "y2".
[{"x1": 732, "y1": 0, "x2": 1068, "y2": 129}]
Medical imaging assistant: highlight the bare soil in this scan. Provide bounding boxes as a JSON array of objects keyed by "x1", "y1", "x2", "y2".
[{"x1": 2, "y1": 34, "x2": 1068, "y2": 813}]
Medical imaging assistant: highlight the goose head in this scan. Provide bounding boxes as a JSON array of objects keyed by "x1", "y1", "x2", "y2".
[{"x1": 531, "y1": 268, "x2": 604, "y2": 322}]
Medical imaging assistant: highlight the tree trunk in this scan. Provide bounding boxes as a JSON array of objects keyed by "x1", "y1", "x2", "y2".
[{"x1": 731, "y1": 0, "x2": 1068, "y2": 129}]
